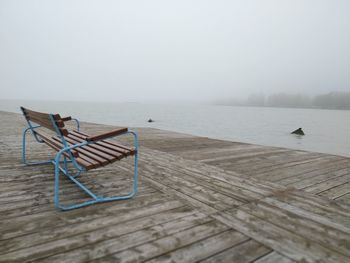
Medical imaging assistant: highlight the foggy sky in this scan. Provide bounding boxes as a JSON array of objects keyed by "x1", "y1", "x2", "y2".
[{"x1": 1, "y1": 0, "x2": 350, "y2": 102}]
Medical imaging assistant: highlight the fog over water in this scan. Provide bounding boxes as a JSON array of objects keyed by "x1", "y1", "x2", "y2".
[
  {"x1": 1, "y1": 1, "x2": 350, "y2": 156},
  {"x1": 1, "y1": 0, "x2": 350, "y2": 102}
]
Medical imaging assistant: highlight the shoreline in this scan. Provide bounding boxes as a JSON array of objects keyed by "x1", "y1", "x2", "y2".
[{"x1": 2, "y1": 107, "x2": 350, "y2": 159}]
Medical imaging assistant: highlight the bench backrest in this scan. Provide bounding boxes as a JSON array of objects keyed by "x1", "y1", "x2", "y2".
[{"x1": 20, "y1": 107, "x2": 69, "y2": 136}]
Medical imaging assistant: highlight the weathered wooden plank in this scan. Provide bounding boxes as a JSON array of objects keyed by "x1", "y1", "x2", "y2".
[
  {"x1": 146, "y1": 230, "x2": 248, "y2": 263},
  {"x1": 320, "y1": 182, "x2": 350, "y2": 200},
  {"x1": 212, "y1": 151, "x2": 303, "y2": 172},
  {"x1": 337, "y1": 193, "x2": 350, "y2": 204},
  {"x1": 0, "y1": 189, "x2": 158, "y2": 224},
  {"x1": 208, "y1": 150, "x2": 296, "y2": 168},
  {"x1": 0, "y1": 206, "x2": 196, "y2": 262},
  {"x1": 232, "y1": 154, "x2": 328, "y2": 176},
  {"x1": 139, "y1": 162, "x2": 246, "y2": 208},
  {"x1": 136, "y1": 162, "x2": 242, "y2": 211},
  {"x1": 139, "y1": 148, "x2": 284, "y2": 195},
  {"x1": 254, "y1": 251, "x2": 295, "y2": 263},
  {"x1": 181, "y1": 144, "x2": 264, "y2": 160},
  {"x1": 37, "y1": 218, "x2": 228, "y2": 263},
  {"x1": 200, "y1": 239, "x2": 271, "y2": 263},
  {"x1": 138, "y1": 155, "x2": 264, "y2": 202},
  {"x1": 238, "y1": 199, "x2": 350, "y2": 257},
  {"x1": 0, "y1": 196, "x2": 180, "y2": 241},
  {"x1": 200, "y1": 148, "x2": 290, "y2": 164},
  {"x1": 213, "y1": 209, "x2": 349, "y2": 263},
  {"x1": 230, "y1": 152, "x2": 323, "y2": 174},
  {"x1": 0, "y1": 178, "x2": 144, "y2": 217},
  {"x1": 290, "y1": 188, "x2": 350, "y2": 211},
  {"x1": 304, "y1": 173, "x2": 350, "y2": 194},
  {"x1": 0, "y1": 176, "x2": 137, "y2": 204},
  {"x1": 93, "y1": 219, "x2": 246, "y2": 263},
  {"x1": 269, "y1": 189, "x2": 350, "y2": 220},
  {"x1": 261, "y1": 195, "x2": 350, "y2": 234},
  {"x1": 141, "y1": 176, "x2": 218, "y2": 215},
  {"x1": 254, "y1": 156, "x2": 344, "y2": 181},
  {"x1": 279, "y1": 163, "x2": 350, "y2": 188},
  {"x1": 0, "y1": 178, "x2": 147, "y2": 205}
]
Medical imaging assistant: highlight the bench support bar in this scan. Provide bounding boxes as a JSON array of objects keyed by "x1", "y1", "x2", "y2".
[
  {"x1": 22, "y1": 126, "x2": 52, "y2": 165},
  {"x1": 53, "y1": 131, "x2": 138, "y2": 211}
]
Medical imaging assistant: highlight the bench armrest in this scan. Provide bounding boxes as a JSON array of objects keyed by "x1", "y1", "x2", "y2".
[
  {"x1": 62, "y1": 116, "x2": 80, "y2": 131},
  {"x1": 86, "y1": 128, "x2": 128, "y2": 142},
  {"x1": 61, "y1": 116, "x2": 72, "y2": 122}
]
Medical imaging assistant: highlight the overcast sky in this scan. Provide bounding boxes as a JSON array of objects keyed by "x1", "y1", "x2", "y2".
[{"x1": 0, "y1": 0, "x2": 349, "y2": 102}]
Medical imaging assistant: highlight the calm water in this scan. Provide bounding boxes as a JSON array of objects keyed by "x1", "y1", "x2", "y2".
[{"x1": 1, "y1": 99, "x2": 350, "y2": 157}]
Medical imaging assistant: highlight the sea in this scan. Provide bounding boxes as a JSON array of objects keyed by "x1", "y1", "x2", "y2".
[{"x1": 1, "y1": 99, "x2": 350, "y2": 157}]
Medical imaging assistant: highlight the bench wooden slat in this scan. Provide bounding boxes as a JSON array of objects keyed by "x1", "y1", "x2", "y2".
[
  {"x1": 52, "y1": 138, "x2": 109, "y2": 166},
  {"x1": 74, "y1": 157, "x2": 96, "y2": 170},
  {"x1": 35, "y1": 132, "x2": 131, "y2": 170},
  {"x1": 86, "y1": 128, "x2": 128, "y2": 142},
  {"x1": 60, "y1": 138, "x2": 109, "y2": 166},
  {"x1": 61, "y1": 116, "x2": 72, "y2": 122},
  {"x1": 27, "y1": 115, "x2": 65, "y2": 128},
  {"x1": 34, "y1": 131, "x2": 97, "y2": 170},
  {"x1": 66, "y1": 149, "x2": 100, "y2": 170},
  {"x1": 22, "y1": 107, "x2": 60, "y2": 120},
  {"x1": 22, "y1": 108, "x2": 62, "y2": 126},
  {"x1": 67, "y1": 133, "x2": 124, "y2": 160},
  {"x1": 71, "y1": 130, "x2": 135, "y2": 156},
  {"x1": 50, "y1": 136, "x2": 103, "y2": 167},
  {"x1": 35, "y1": 131, "x2": 79, "y2": 158},
  {"x1": 65, "y1": 136, "x2": 117, "y2": 163},
  {"x1": 97, "y1": 140, "x2": 136, "y2": 156},
  {"x1": 21, "y1": 107, "x2": 68, "y2": 136}
]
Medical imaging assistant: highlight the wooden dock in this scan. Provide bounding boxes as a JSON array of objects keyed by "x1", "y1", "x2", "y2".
[{"x1": 0, "y1": 110, "x2": 349, "y2": 262}]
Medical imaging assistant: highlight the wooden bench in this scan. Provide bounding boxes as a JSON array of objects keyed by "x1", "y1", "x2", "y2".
[{"x1": 20, "y1": 107, "x2": 138, "y2": 210}]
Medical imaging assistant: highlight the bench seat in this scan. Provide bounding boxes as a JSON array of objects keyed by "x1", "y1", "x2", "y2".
[{"x1": 35, "y1": 130, "x2": 136, "y2": 170}]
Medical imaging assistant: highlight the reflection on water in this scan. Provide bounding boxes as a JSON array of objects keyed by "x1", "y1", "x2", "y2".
[
  {"x1": 1, "y1": 99, "x2": 350, "y2": 157},
  {"x1": 291, "y1": 134, "x2": 304, "y2": 146}
]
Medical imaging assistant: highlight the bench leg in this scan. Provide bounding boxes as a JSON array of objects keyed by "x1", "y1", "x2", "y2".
[
  {"x1": 53, "y1": 135, "x2": 139, "y2": 211},
  {"x1": 22, "y1": 127, "x2": 53, "y2": 166}
]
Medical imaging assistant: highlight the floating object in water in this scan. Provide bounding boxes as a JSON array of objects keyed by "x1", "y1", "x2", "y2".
[
  {"x1": 291, "y1": 128, "x2": 305, "y2": 135},
  {"x1": 148, "y1": 119, "x2": 154, "y2": 123}
]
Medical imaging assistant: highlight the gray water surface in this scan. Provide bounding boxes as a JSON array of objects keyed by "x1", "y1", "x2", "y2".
[{"x1": 1, "y1": 100, "x2": 350, "y2": 157}]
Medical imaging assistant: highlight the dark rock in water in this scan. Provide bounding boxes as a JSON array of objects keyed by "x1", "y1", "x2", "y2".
[
  {"x1": 148, "y1": 119, "x2": 154, "y2": 123},
  {"x1": 291, "y1": 128, "x2": 305, "y2": 135}
]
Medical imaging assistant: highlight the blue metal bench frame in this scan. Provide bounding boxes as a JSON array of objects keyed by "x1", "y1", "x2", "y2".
[{"x1": 22, "y1": 112, "x2": 138, "y2": 211}]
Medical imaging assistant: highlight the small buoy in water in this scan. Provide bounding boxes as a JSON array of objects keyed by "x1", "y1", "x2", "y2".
[
  {"x1": 291, "y1": 128, "x2": 305, "y2": 135},
  {"x1": 148, "y1": 118, "x2": 154, "y2": 123}
]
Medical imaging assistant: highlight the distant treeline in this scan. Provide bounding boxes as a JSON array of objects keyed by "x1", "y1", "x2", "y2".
[{"x1": 216, "y1": 92, "x2": 350, "y2": 110}]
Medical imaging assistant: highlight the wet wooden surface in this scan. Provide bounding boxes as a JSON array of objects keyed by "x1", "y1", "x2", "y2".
[{"x1": 0, "y1": 110, "x2": 349, "y2": 262}]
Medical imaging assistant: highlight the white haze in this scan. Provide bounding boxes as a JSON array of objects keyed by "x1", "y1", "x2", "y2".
[{"x1": 0, "y1": 0, "x2": 349, "y2": 102}]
